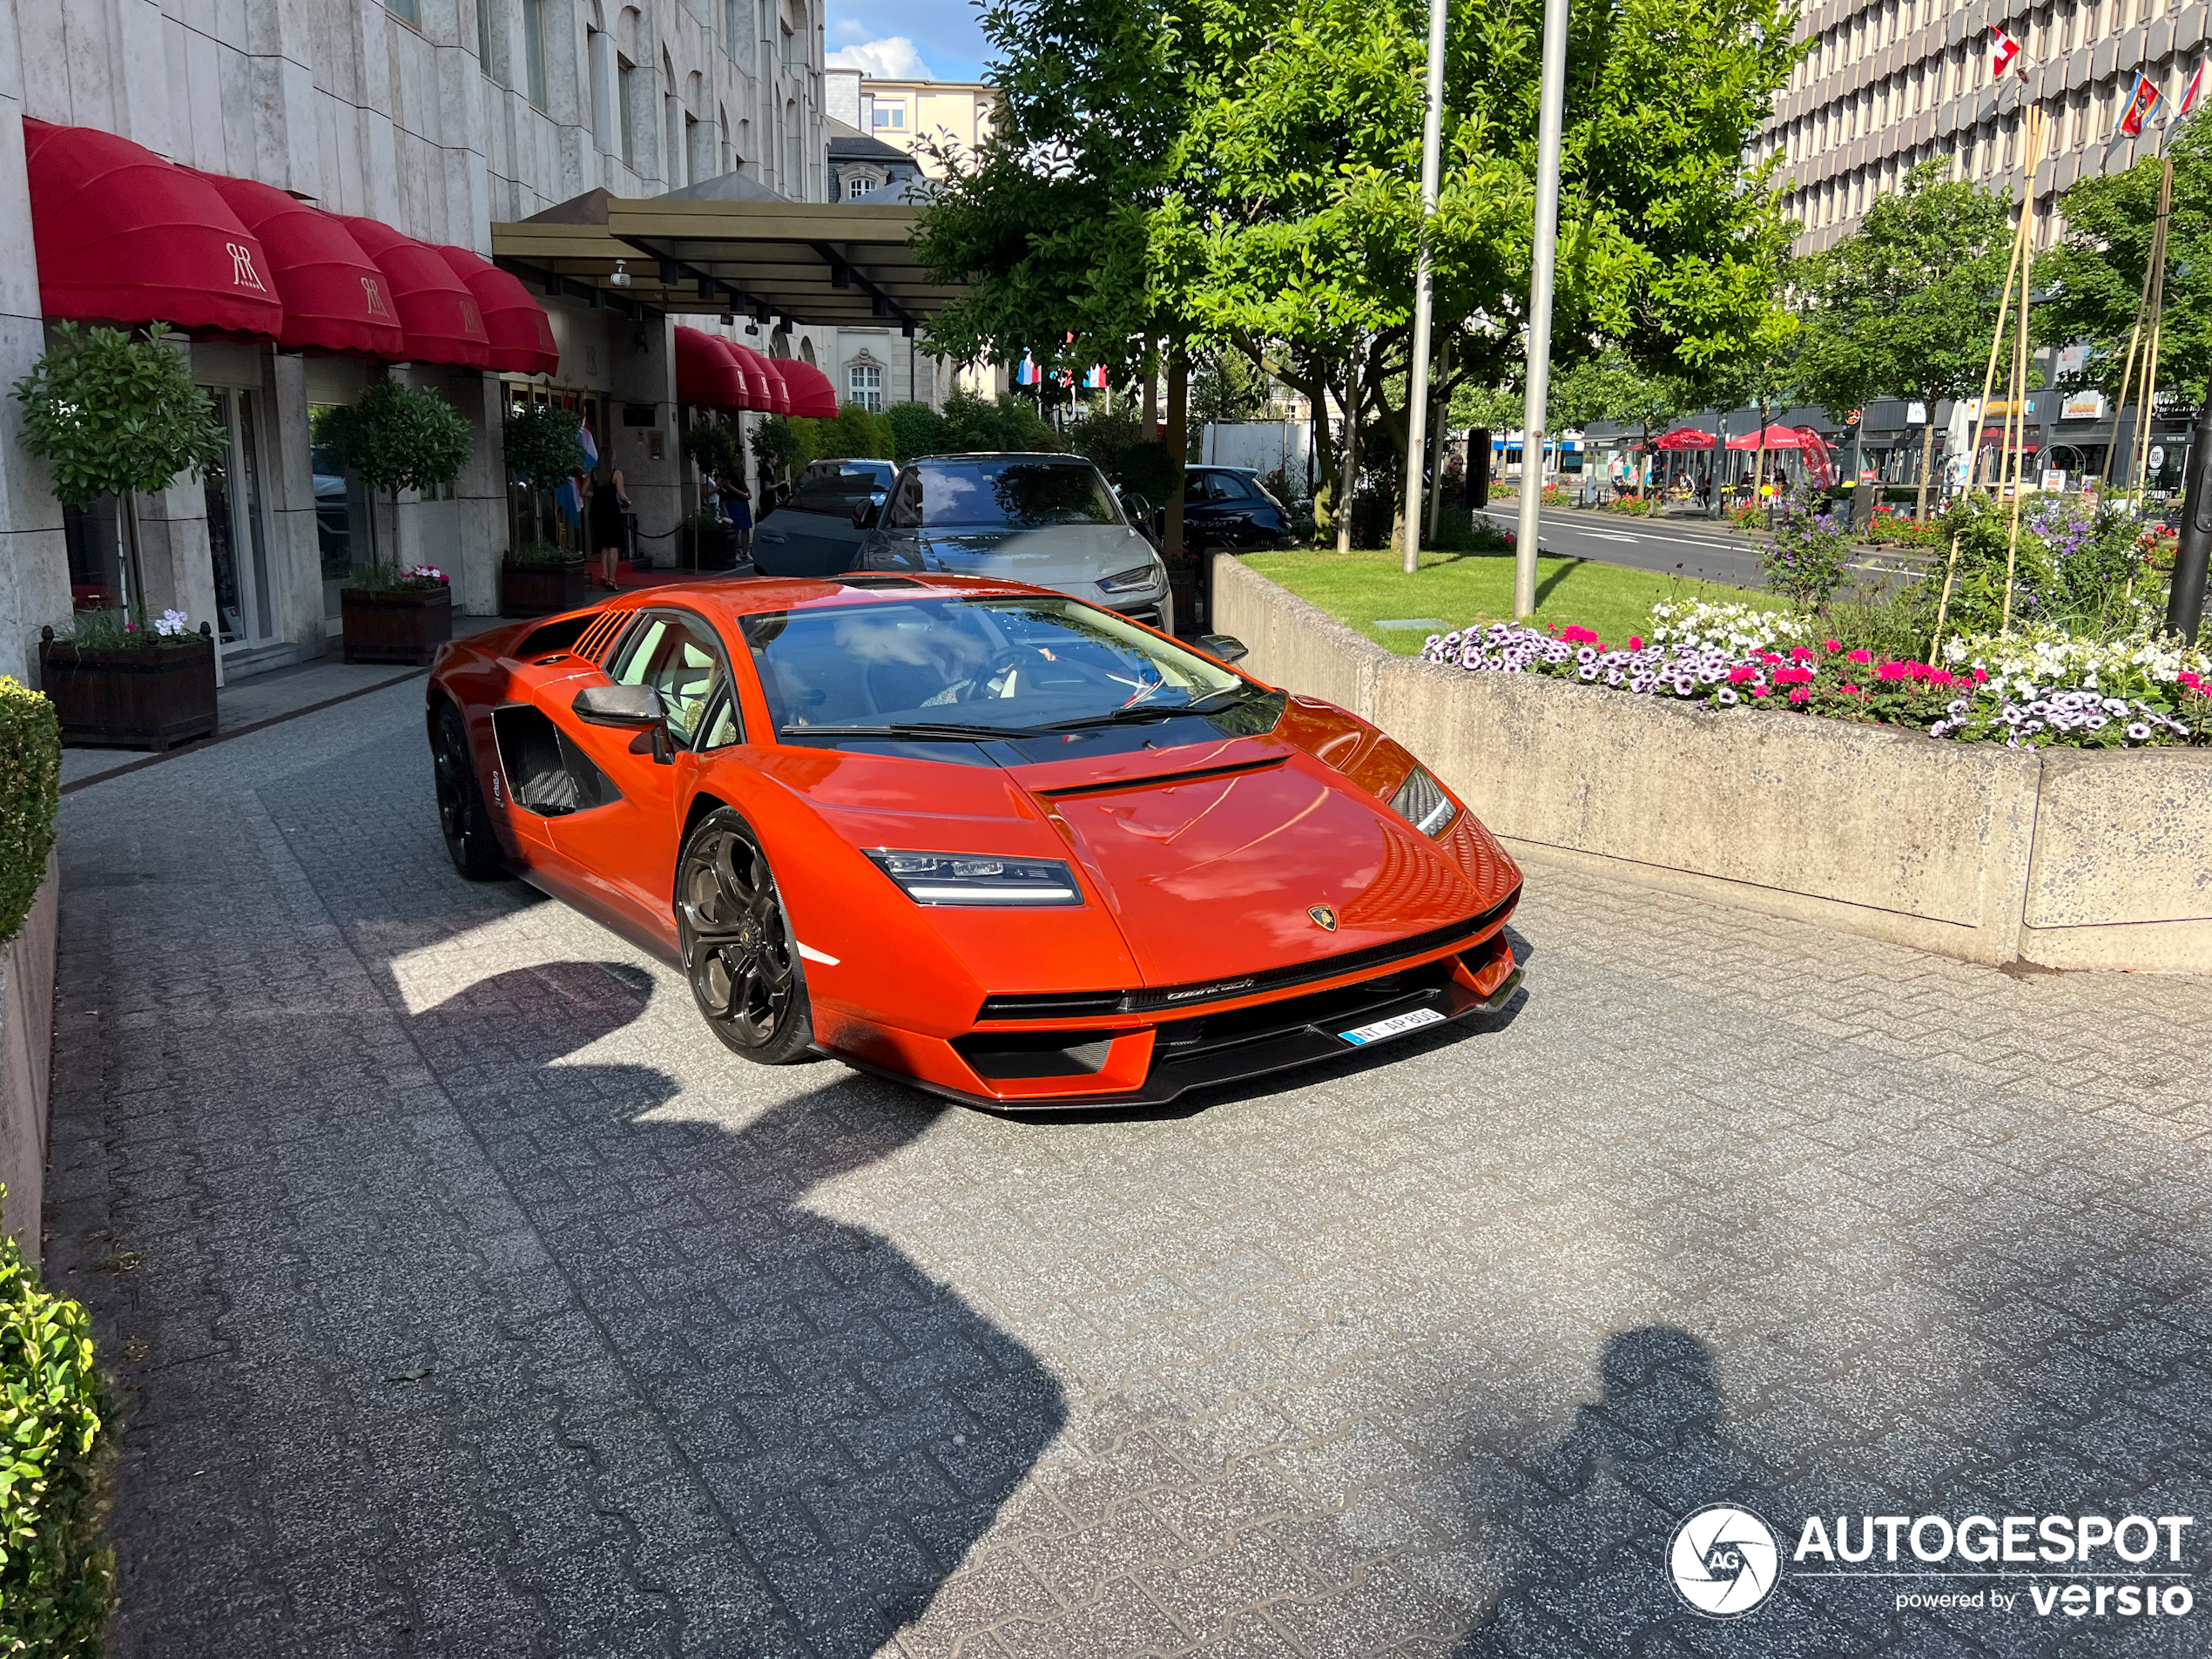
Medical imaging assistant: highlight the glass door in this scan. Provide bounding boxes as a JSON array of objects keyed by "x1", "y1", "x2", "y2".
[{"x1": 202, "y1": 388, "x2": 280, "y2": 650}]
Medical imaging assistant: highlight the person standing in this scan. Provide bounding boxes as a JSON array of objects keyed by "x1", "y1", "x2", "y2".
[
  {"x1": 589, "y1": 461, "x2": 631, "y2": 590},
  {"x1": 726, "y1": 472, "x2": 754, "y2": 561}
]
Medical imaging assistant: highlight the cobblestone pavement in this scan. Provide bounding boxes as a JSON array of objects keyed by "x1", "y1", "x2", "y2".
[{"x1": 45, "y1": 678, "x2": 2212, "y2": 1658}]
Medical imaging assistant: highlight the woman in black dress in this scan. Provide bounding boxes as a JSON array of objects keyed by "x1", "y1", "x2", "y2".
[{"x1": 587, "y1": 462, "x2": 630, "y2": 590}]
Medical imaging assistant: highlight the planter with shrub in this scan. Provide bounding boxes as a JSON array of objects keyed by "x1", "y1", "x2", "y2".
[
  {"x1": 316, "y1": 380, "x2": 474, "y2": 576},
  {"x1": 37, "y1": 608, "x2": 217, "y2": 750},
  {"x1": 342, "y1": 565, "x2": 453, "y2": 664},
  {"x1": 500, "y1": 543, "x2": 589, "y2": 617},
  {"x1": 682, "y1": 509, "x2": 738, "y2": 571}
]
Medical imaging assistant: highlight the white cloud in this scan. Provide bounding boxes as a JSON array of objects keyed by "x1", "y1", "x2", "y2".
[{"x1": 826, "y1": 36, "x2": 934, "y2": 78}]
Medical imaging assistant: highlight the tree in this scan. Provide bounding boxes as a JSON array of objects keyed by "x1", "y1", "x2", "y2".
[
  {"x1": 316, "y1": 381, "x2": 473, "y2": 568},
  {"x1": 1796, "y1": 163, "x2": 2013, "y2": 516},
  {"x1": 14, "y1": 321, "x2": 226, "y2": 624},
  {"x1": 507, "y1": 403, "x2": 587, "y2": 489}
]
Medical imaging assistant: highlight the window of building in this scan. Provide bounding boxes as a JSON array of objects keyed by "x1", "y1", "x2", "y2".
[
  {"x1": 386, "y1": 0, "x2": 421, "y2": 27},
  {"x1": 781, "y1": 20, "x2": 797, "y2": 64},
  {"x1": 849, "y1": 363, "x2": 882, "y2": 411},
  {"x1": 618, "y1": 56, "x2": 637, "y2": 166},
  {"x1": 522, "y1": 0, "x2": 548, "y2": 107},
  {"x1": 725, "y1": 0, "x2": 738, "y2": 52},
  {"x1": 872, "y1": 104, "x2": 906, "y2": 129},
  {"x1": 846, "y1": 173, "x2": 878, "y2": 199},
  {"x1": 476, "y1": 0, "x2": 491, "y2": 64}
]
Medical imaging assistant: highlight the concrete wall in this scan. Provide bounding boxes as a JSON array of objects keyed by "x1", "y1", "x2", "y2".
[
  {"x1": 0, "y1": 850, "x2": 56, "y2": 1255},
  {"x1": 1213, "y1": 554, "x2": 2212, "y2": 974}
]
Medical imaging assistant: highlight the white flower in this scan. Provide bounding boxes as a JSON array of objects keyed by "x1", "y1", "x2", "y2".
[{"x1": 152, "y1": 608, "x2": 189, "y2": 637}]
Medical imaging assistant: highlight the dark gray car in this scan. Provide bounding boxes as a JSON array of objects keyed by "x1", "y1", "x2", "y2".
[
  {"x1": 854, "y1": 453, "x2": 1173, "y2": 632},
  {"x1": 753, "y1": 457, "x2": 899, "y2": 577}
]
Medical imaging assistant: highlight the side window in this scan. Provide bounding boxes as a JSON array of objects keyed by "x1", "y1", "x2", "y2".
[
  {"x1": 608, "y1": 613, "x2": 726, "y2": 745},
  {"x1": 1214, "y1": 473, "x2": 1254, "y2": 500},
  {"x1": 697, "y1": 685, "x2": 743, "y2": 750},
  {"x1": 884, "y1": 469, "x2": 922, "y2": 529},
  {"x1": 1190, "y1": 473, "x2": 1223, "y2": 502}
]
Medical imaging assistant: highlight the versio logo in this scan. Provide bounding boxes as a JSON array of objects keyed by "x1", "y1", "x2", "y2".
[{"x1": 1670, "y1": 1506, "x2": 1782, "y2": 1617}]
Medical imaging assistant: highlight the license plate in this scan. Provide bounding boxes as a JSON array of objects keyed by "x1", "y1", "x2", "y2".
[{"x1": 1338, "y1": 1008, "x2": 1446, "y2": 1047}]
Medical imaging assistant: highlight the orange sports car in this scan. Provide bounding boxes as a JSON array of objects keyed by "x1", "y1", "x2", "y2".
[{"x1": 426, "y1": 573, "x2": 1522, "y2": 1108}]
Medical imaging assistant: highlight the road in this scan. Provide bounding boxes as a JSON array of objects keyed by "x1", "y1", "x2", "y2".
[
  {"x1": 1474, "y1": 502, "x2": 1926, "y2": 592},
  {"x1": 45, "y1": 674, "x2": 2212, "y2": 1657}
]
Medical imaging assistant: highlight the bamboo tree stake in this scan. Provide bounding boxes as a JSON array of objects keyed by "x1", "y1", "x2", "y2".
[
  {"x1": 1999, "y1": 105, "x2": 2046, "y2": 636},
  {"x1": 2130, "y1": 155, "x2": 2174, "y2": 497},
  {"x1": 1932, "y1": 125, "x2": 2038, "y2": 661},
  {"x1": 2099, "y1": 235, "x2": 2157, "y2": 489}
]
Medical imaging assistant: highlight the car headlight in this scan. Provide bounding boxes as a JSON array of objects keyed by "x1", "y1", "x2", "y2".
[
  {"x1": 866, "y1": 849, "x2": 1084, "y2": 906},
  {"x1": 1388, "y1": 767, "x2": 1460, "y2": 839},
  {"x1": 1098, "y1": 562, "x2": 1162, "y2": 595}
]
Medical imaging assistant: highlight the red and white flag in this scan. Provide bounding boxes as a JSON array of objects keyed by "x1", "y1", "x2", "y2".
[
  {"x1": 2176, "y1": 58, "x2": 2205, "y2": 121},
  {"x1": 2116, "y1": 71, "x2": 2164, "y2": 138},
  {"x1": 1990, "y1": 28, "x2": 2022, "y2": 79}
]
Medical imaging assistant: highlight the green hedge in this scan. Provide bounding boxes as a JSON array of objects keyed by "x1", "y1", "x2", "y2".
[
  {"x1": 0, "y1": 1204, "x2": 111, "y2": 1656},
  {"x1": 0, "y1": 681, "x2": 57, "y2": 946}
]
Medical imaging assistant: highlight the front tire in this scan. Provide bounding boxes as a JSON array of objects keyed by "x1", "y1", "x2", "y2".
[
  {"x1": 675, "y1": 808, "x2": 815, "y2": 1063},
  {"x1": 432, "y1": 700, "x2": 506, "y2": 880}
]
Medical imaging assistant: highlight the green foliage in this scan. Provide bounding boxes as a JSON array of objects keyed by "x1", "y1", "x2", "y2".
[
  {"x1": 2039, "y1": 120, "x2": 2212, "y2": 405},
  {"x1": 679, "y1": 420, "x2": 743, "y2": 481},
  {"x1": 1797, "y1": 162, "x2": 2013, "y2": 434},
  {"x1": 1069, "y1": 413, "x2": 1179, "y2": 497},
  {"x1": 876, "y1": 391, "x2": 1059, "y2": 463},
  {"x1": 750, "y1": 415, "x2": 802, "y2": 482},
  {"x1": 796, "y1": 406, "x2": 899, "y2": 463},
  {"x1": 502, "y1": 404, "x2": 583, "y2": 489},
  {"x1": 316, "y1": 382, "x2": 473, "y2": 495},
  {"x1": 1190, "y1": 351, "x2": 1274, "y2": 423},
  {"x1": 346, "y1": 562, "x2": 449, "y2": 594},
  {"x1": 12, "y1": 323, "x2": 225, "y2": 505},
  {"x1": 0, "y1": 683, "x2": 58, "y2": 946},
  {"x1": 885, "y1": 401, "x2": 947, "y2": 463},
  {"x1": 505, "y1": 541, "x2": 580, "y2": 567},
  {"x1": 1760, "y1": 490, "x2": 1855, "y2": 608},
  {"x1": 0, "y1": 1196, "x2": 112, "y2": 1655},
  {"x1": 1548, "y1": 351, "x2": 1688, "y2": 435}
]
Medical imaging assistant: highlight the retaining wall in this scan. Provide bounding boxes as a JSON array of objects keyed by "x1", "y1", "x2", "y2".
[
  {"x1": 1213, "y1": 555, "x2": 2212, "y2": 972},
  {"x1": 0, "y1": 853, "x2": 57, "y2": 1255}
]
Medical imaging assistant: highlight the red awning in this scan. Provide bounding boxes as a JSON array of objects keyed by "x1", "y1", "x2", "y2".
[
  {"x1": 1649, "y1": 427, "x2": 1716, "y2": 451},
  {"x1": 779, "y1": 358, "x2": 840, "y2": 418},
  {"x1": 724, "y1": 341, "x2": 772, "y2": 409},
  {"x1": 674, "y1": 325, "x2": 747, "y2": 408},
  {"x1": 435, "y1": 246, "x2": 558, "y2": 377},
  {"x1": 335, "y1": 216, "x2": 492, "y2": 369},
  {"x1": 1725, "y1": 423, "x2": 1810, "y2": 452},
  {"x1": 751, "y1": 349, "x2": 793, "y2": 415},
  {"x1": 192, "y1": 172, "x2": 404, "y2": 359},
  {"x1": 23, "y1": 118, "x2": 283, "y2": 341}
]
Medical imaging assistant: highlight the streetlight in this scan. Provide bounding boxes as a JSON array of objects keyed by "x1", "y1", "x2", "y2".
[
  {"x1": 1512, "y1": 0, "x2": 1571, "y2": 619},
  {"x1": 1399, "y1": 0, "x2": 1451, "y2": 576}
]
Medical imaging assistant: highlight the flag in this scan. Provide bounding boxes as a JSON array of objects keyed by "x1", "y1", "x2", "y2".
[
  {"x1": 1084, "y1": 366, "x2": 1109, "y2": 390},
  {"x1": 1015, "y1": 355, "x2": 1038, "y2": 386},
  {"x1": 2176, "y1": 59, "x2": 2204, "y2": 121},
  {"x1": 577, "y1": 418, "x2": 599, "y2": 470},
  {"x1": 2116, "y1": 71, "x2": 2163, "y2": 138},
  {"x1": 1991, "y1": 28, "x2": 2021, "y2": 78},
  {"x1": 554, "y1": 478, "x2": 581, "y2": 524}
]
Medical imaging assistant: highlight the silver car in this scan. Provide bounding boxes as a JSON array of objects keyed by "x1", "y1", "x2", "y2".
[{"x1": 854, "y1": 453, "x2": 1173, "y2": 633}]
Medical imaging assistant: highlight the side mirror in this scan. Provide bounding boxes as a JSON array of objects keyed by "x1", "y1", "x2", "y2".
[
  {"x1": 572, "y1": 684, "x2": 664, "y2": 726},
  {"x1": 852, "y1": 495, "x2": 884, "y2": 529},
  {"x1": 1196, "y1": 634, "x2": 1249, "y2": 664}
]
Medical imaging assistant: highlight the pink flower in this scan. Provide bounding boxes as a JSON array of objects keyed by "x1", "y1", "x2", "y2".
[
  {"x1": 1750, "y1": 687, "x2": 1770, "y2": 699},
  {"x1": 1840, "y1": 682, "x2": 1861, "y2": 695},
  {"x1": 1558, "y1": 624, "x2": 1602, "y2": 645},
  {"x1": 1930, "y1": 668, "x2": 1953, "y2": 686},
  {"x1": 1774, "y1": 667, "x2": 1814, "y2": 686},
  {"x1": 1972, "y1": 668, "x2": 1988, "y2": 684},
  {"x1": 1878, "y1": 662, "x2": 1909, "y2": 681},
  {"x1": 1823, "y1": 639, "x2": 1842, "y2": 652},
  {"x1": 1790, "y1": 646, "x2": 1815, "y2": 662},
  {"x1": 1727, "y1": 665, "x2": 1758, "y2": 684},
  {"x1": 1848, "y1": 649, "x2": 1872, "y2": 664},
  {"x1": 2182, "y1": 671, "x2": 2202, "y2": 690},
  {"x1": 1787, "y1": 686, "x2": 1811, "y2": 703},
  {"x1": 1757, "y1": 651, "x2": 1782, "y2": 664},
  {"x1": 1628, "y1": 636, "x2": 1642, "y2": 650}
]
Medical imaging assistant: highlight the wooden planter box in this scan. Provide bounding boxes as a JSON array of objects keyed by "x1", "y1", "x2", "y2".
[
  {"x1": 341, "y1": 585, "x2": 453, "y2": 665},
  {"x1": 500, "y1": 560, "x2": 589, "y2": 617},
  {"x1": 38, "y1": 628, "x2": 217, "y2": 751},
  {"x1": 683, "y1": 523, "x2": 738, "y2": 571}
]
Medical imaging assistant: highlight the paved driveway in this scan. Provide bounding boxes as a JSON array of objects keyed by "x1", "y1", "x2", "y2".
[{"x1": 45, "y1": 677, "x2": 2212, "y2": 1657}]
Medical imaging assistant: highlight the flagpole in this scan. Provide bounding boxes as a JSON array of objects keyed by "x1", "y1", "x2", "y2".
[
  {"x1": 2000, "y1": 103, "x2": 2046, "y2": 636},
  {"x1": 2132, "y1": 153, "x2": 2175, "y2": 498}
]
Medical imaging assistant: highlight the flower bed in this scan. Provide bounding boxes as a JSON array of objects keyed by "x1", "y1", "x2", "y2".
[{"x1": 1420, "y1": 598, "x2": 2212, "y2": 751}]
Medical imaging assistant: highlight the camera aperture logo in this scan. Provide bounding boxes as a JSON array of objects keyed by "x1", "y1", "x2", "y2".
[{"x1": 1669, "y1": 1506, "x2": 1781, "y2": 1616}]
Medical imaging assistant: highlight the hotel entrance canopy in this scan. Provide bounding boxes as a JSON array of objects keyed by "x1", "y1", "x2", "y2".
[{"x1": 489, "y1": 181, "x2": 959, "y2": 334}]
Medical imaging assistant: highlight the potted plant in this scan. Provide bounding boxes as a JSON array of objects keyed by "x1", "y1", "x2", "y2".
[
  {"x1": 681, "y1": 420, "x2": 743, "y2": 571},
  {"x1": 341, "y1": 563, "x2": 453, "y2": 664},
  {"x1": 38, "y1": 607, "x2": 217, "y2": 750},
  {"x1": 14, "y1": 322, "x2": 227, "y2": 746},
  {"x1": 318, "y1": 381, "x2": 473, "y2": 657},
  {"x1": 682, "y1": 507, "x2": 735, "y2": 572},
  {"x1": 500, "y1": 540, "x2": 590, "y2": 616}
]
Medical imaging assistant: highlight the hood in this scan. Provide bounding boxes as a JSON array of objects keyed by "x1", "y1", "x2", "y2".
[
  {"x1": 921, "y1": 525, "x2": 1160, "y2": 590},
  {"x1": 1038, "y1": 752, "x2": 1488, "y2": 987}
]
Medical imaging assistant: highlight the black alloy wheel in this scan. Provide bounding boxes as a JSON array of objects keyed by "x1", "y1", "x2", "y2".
[
  {"x1": 675, "y1": 808, "x2": 814, "y2": 1063},
  {"x1": 432, "y1": 700, "x2": 506, "y2": 880}
]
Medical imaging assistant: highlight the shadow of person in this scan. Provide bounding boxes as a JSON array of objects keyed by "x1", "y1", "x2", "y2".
[
  {"x1": 1453, "y1": 1327, "x2": 1872, "y2": 1658},
  {"x1": 393, "y1": 960, "x2": 1069, "y2": 1656}
]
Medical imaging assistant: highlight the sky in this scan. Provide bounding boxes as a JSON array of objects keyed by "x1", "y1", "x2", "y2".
[{"x1": 825, "y1": 0, "x2": 990, "y2": 82}]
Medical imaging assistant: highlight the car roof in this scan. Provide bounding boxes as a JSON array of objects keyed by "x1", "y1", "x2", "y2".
[
  {"x1": 913, "y1": 451, "x2": 1095, "y2": 463},
  {"x1": 590, "y1": 570, "x2": 1063, "y2": 625}
]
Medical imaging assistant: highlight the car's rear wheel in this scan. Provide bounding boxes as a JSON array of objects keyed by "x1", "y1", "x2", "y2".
[
  {"x1": 676, "y1": 808, "x2": 814, "y2": 1063},
  {"x1": 432, "y1": 700, "x2": 506, "y2": 880}
]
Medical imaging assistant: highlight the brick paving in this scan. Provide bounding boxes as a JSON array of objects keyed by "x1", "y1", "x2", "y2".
[{"x1": 43, "y1": 677, "x2": 2212, "y2": 1657}]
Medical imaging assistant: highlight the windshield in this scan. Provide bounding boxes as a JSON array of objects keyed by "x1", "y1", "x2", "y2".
[
  {"x1": 787, "y1": 459, "x2": 896, "y2": 516},
  {"x1": 912, "y1": 458, "x2": 1124, "y2": 530},
  {"x1": 745, "y1": 597, "x2": 1248, "y2": 737}
]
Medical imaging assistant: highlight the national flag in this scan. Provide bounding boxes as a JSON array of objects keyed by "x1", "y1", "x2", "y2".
[
  {"x1": 577, "y1": 418, "x2": 599, "y2": 470},
  {"x1": 1084, "y1": 365, "x2": 1109, "y2": 390},
  {"x1": 1015, "y1": 355, "x2": 1038, "y2": 386},
  {"x1": 1990, "y1": 28, "x2": 2022, "y2": 79},
  {"x1": 2116, "y1": 71, "x2": 2163, "y2": 138},
  {"x1": 2175, "y1": 58, "x2": 2204, "y2": 121}
]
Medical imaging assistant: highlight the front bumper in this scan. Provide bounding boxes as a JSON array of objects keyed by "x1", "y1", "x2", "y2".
[{"x1": 819, "y1": 919, "x2": 1521, "y2": 1111}]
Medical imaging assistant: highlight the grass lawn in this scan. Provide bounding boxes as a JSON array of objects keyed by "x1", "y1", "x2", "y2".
[{"x1": 1241, "y1": 547, "x2": 1782, "y2": 656}]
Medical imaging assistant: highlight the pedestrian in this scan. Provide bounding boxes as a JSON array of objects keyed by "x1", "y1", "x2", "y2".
[
  {"x1": 726, "y1": 472, "x2": 754, "y2": 558},
  {"x1": 589, "y1": 460, "x2": 631, "y2": 591}
]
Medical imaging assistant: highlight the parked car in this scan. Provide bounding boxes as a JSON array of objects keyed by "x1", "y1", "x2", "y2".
[
  {"x1": 855, "y1": 453, "x2": 1174, "y2": 633},
  {"x1": 753, "y1": 458, "x2": 898, "y2": 578},
  {"x1": 424, "y1": 571, "x2": 1524, "y2": 1108},
  {"x1": 1162, "y1": 467, "x2": 1298, "y2": 553}
]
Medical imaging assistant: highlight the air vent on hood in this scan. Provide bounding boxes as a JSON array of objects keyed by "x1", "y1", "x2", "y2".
[
  {"x1": 835, "y1": 573, "x2": 922, "y2": 590},
  {"x1": 1035, "y1": 757, "x2": 1285, "y2": 801}
]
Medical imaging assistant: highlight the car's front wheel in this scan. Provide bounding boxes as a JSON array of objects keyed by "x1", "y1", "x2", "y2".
[{"x1": 675, "y1": 807, "x2": 815, "y2": 1063}]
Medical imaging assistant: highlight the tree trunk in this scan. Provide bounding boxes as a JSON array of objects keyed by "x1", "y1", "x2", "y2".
[
  {"x1": 1141, "y1": 344, "x2": 1158, "y2": 432},
  {"x1": 119, "y1": 489, "x2": 146, "y2": 627},
  {"x1": 1915, "y1": 407, "x2": 1938, "y2": 521},
  {"x1": 1755, "y1": 394, "x2": 1770, "y2": 520},
  {"x1": 1164, "y1": 345, "x2": 1189, "y2": 569},
  {"x1": 1426, "y1": 335, "x2": 1452, "y2": 543}
]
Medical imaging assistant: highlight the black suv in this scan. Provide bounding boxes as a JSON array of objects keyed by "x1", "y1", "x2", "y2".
[{"x1": 1151, "y1": 467, "x2": 1298, "y2": 553}]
